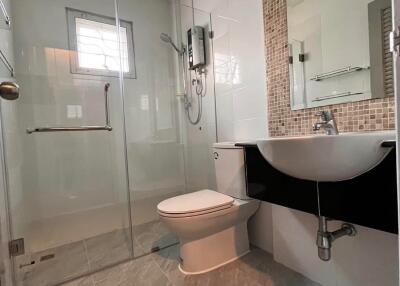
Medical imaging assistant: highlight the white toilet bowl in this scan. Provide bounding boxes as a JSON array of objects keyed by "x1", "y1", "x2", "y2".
[
  {"x1": 158, "y1": 189, "x2": 259, "y2": 274},
  {"x1": 157, "y1": 142, "x2": 260, "y2": 274}
]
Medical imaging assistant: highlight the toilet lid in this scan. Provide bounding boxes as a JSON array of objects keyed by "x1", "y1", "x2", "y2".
[{"x1": 157, "y1": 189, "x2": 234, "y2": 215}]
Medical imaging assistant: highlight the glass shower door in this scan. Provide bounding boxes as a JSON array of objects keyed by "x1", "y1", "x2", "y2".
[
  {"x1": 116, "y1": 0, "x2": 183, "y2": 258},
  {"x1": 0, "y1": 0, "x2": 134, "y2": 285}
]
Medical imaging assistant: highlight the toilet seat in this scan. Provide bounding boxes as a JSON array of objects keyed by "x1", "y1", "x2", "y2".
[{"x1": 157, "y1": 189, "x2": 234, "y2": 218}]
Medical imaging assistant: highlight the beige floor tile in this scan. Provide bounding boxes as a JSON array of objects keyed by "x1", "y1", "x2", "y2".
[
  {"x1": 15, "y1": 222, "x2": 320, "y2": 286},
  {"x1": 19, "y1": 241, "x2": 89, "y2": 286},
  {"x1": 59, "y1": 276, "x2": 94, "y2": 286},
  {"x1": 84, "y1": 229, "x2": 132, "y2": 271},
  {"x1": 133, "y1": 220, "x2": 178, "y2": 255}
]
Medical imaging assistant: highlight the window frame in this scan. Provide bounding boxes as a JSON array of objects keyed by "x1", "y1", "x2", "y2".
[{"x1": 66, "y1": 7, "x2": 136, "y2": 78}]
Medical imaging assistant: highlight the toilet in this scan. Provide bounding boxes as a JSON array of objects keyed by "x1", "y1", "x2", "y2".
[{"x1": 157, "y1": 142, "x2": 260, "y2": 275}]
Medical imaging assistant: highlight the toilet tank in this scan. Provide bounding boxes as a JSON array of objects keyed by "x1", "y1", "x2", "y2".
[{"x1": 213, "y1": 142, "x2": 250, "y2": 200}]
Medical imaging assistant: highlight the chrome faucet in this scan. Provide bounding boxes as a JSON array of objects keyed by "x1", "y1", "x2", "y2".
[{"x1": 312, "y1": 110, "x2": 339, "y2": 135}]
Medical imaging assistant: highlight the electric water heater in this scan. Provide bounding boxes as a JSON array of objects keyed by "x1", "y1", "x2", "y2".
[{"x1": 187, "y1": 26, "x2": 206, "y2": 70}]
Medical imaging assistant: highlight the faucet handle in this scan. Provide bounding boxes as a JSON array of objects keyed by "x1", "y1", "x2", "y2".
[
  {"x1": 316, "y1": 110, "x2": 333, "y2": 121},
  {"x1": 315, "y1": 111, "x2": 326, "y2": 120},
  {"x1": 312, "y1": 123, "x2": 321, "y2": 131}
]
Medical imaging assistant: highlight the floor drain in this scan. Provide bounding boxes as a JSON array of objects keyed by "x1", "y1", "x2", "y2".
[
  {"x1": 40, "y1": 254, "x2": 55, "y2": 261},
  {"x1": 19, "y1": 261, "x2": 35, "y2": 269}
]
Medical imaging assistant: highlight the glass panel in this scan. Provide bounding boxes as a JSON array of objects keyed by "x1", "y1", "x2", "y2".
[
  {"x1": 180, "y1": 5, "x2": 217, "y2": 196},
  {"x1": 1, "y1": 0, "x2": 133, "y2": 285},
  {"x1": 117, "y1": 0, "x2": 184, "y2": 257}
]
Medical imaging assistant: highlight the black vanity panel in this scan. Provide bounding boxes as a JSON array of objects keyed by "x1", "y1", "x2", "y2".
[
  {"x1": 239, "y1": 143, "x2": 398, "y2": 234},
  {"x1": 243, "y1": 146, "x2": 319, "y2": 215},
  {"x1": 318, "y1": 149, "x2": 398, "y2": 234}
]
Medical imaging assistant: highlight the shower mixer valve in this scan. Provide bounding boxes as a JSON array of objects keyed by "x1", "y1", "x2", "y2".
[{"x1": 192, "y1": 78, "x2": 201, "y2": 85}]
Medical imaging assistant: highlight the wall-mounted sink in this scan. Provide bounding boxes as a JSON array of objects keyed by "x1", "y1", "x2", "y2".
[{"x1": 257, "y1": 131, "x2": 395, "y2": 182}]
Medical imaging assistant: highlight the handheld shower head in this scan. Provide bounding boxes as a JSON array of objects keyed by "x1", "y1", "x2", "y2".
[
  {"x1": 160, "y1": 33, "x2": 171, "y2": 43},
  {"x1": 160, "y1": 33, "x2": 184, "y2": 55}
]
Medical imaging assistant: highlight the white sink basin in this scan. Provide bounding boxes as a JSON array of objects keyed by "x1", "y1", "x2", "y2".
[{"x1": 257, "y1": 131, "x2": 395, "y2": 182}]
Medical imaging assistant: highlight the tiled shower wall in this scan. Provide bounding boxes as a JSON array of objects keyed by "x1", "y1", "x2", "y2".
[{"x1": 264, "y1": 0, "x2": 396, "y2": 137}]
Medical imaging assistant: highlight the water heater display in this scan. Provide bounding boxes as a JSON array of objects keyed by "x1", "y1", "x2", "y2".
[{"x1": 187, "y1": 26, "x2": 206, "y2": 70}]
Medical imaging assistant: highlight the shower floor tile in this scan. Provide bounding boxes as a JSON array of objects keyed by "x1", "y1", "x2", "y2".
[
  {"x1": 15, "y1": 220, "x2": 175, "y2": 286},
  {"x1": 133, "y1": 220, "x2": 178, "y2": 255},
  {"x1": 60, "y1": 276, "x2": 94, "y2": 286},
  {"x1": 15, "y1": 221, "x2": 321, "y2": 286},
  {"x1": 16, "y1": 241, "x2": 89, "y2": 286},
  {"x1": 85, "y1": 229, "x2": 132, "y2": 270},
  {"x1": 61, "y1": 244, "x2": 321, "y2": 286}
]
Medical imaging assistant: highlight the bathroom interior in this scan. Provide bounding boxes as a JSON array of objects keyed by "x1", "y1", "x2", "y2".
[{"x1": 0, "y1": 0, "x2": 398, "y2": 285}]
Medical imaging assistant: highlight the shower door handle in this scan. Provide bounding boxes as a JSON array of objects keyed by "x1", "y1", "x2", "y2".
[
  {"x1": 0, "y1": 81, "x2": 19, "y2": 100},
  {"x1": 26, "y1": 83, "x2": 113, "y2": 134}
]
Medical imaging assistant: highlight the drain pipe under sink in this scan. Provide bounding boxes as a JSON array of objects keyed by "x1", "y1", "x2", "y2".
[{"x1": 316, "y1": 216, "x2": 357, "y2": 261}]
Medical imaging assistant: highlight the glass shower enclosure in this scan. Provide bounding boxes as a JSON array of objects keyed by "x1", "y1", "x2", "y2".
[{"x1": 0, "y1": 0, "x2": 183, "y2": 285}]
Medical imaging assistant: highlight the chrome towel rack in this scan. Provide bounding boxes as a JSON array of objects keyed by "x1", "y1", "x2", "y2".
[
  {"x1": 26, "y1": 83, "x2": 113, "y2": 134},
  {"x1": 310, "y1": 66, "x2": 369, "y2": 81},
  {"x1": 313, "y1": 91, "x2": 364, "y2": 102}
]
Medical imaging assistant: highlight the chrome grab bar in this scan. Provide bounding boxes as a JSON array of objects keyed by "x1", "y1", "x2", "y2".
[
  {"x1": 104, "y1": 82, "x2": 111, "y2": 126},
  {"x1": 27, "y1": 126, "x2": 113, "y2": 133},
  {"x1": 27, "y1": 83, "x2": 112, "y2": 134},
  {"x1": 310, "y1": 66, "x2": 369, "y2": 81}
]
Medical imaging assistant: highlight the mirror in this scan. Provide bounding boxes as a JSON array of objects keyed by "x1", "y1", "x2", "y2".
[{"x1": 287, "y1": 0, "x2": 393, "y2": 110}]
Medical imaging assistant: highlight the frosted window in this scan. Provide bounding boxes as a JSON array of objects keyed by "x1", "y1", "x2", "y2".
[
  {"x1": 67, "y1": 8, "x2": 136, "y2": 78},
  {"x1": 76, "y1": 18, "x2": 129, "y2": 73}
]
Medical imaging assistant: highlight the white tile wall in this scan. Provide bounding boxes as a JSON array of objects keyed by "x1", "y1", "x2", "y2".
[
  {"x1": 179, "y1": 0, "x2": 268, "y2": 186},
  {"x1": 273, "y1": 206, "x2": 398, "y2": 286},
  {"x1": 210, "y1": 0, "x2": 268, "y2": 141}
]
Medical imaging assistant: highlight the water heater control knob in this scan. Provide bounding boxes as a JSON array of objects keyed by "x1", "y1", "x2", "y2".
[{"x1": 213, "y1": 152, "x2": 219, "y2": 160}]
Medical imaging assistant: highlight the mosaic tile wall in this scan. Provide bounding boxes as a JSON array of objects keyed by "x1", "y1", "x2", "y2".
[{"x1": 264, "y1": 0, "x2": 396, "y2": 137}]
